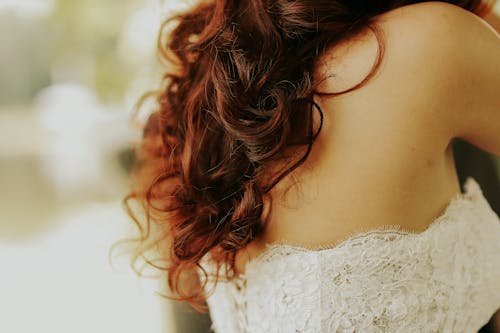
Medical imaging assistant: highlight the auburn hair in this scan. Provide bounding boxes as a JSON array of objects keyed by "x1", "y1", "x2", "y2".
[{"x1": 125, "y1": 0, "x2": 491, "y2": 312}]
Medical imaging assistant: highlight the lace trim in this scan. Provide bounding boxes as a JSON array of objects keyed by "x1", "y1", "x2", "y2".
[
  {"x1": 237, "y1": 176, "x2": 483, "y2": 277},
  {"x1": 205, "y1": 176, "x2": 500, "y2": 333}
]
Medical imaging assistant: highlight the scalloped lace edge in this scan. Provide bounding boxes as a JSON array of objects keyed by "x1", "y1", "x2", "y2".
[{"x1": 237, "y1": 176, "x2": 484, "y2": 276}]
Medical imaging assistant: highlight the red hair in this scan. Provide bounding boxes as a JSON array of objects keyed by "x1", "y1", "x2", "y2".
[{"x1": 125, "y1": 0, "x2": 491, "y2": 312}]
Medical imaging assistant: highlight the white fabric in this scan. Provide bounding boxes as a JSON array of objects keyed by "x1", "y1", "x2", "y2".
[{"x1": 200, "y1": 177, "x2": 500, "y2": 333}]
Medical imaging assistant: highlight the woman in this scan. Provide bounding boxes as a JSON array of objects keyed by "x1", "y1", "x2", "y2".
[{"x1": 126, "y1": 0, "x2": 500, "y2": 331}]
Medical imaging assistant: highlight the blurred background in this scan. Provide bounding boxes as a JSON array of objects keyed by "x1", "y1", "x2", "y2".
[
  {"x1": 0, "y1": 1, "x2": 499, "y2": 333},
  {"x1": 0, "y1": 0, "x2": 211, "y2": 332}
]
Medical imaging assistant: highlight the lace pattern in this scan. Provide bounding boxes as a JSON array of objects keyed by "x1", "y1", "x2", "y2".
[{"x1": 200, "y1": 177, "x2": 500, "y2": 333}]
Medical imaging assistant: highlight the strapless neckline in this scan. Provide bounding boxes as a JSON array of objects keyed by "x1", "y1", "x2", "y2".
[
  {"x1": 203, "y1": 176, "x2": 500, "y2": 333},
  {"x1": 236, "y1": 176, "x2": 484, "y2": 279}
]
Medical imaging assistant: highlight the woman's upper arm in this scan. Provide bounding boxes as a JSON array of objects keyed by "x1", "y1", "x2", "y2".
[{"x1": 449, "y1": 6, "x2": 500, "y2": 156}]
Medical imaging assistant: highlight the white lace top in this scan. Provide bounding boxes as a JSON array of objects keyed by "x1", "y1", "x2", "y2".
[{"x1": 199, "y1": 177, "x2": 500, "y2": 333}]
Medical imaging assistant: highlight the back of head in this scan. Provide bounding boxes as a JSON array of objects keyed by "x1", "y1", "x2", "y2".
[{"x1": 125, "y1": 0, "x2": 490, "y2": 311}]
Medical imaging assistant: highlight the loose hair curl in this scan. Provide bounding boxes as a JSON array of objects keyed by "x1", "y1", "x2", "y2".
[{"x1": 125, "y1": 0, "x2": 490, "y2": 312}]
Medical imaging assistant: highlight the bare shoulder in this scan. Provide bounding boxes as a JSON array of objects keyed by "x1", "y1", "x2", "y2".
[
  {"x1": 316, "y1": 1, "x2": 500, "y2": 155},
  {"x1": 372, "y1": 1, "x2": 500, "y2": 156},
  {"x1": 368, "y1": 1, "x2": 495, "y2": 85},
  {"x1": 371, "y1": 1, "x2": 500, "y2": 91},
  {"x1": 373, "y1": 1, "x2": 493, "y2": 38},
  {"x1": 316, "y1": 1, "x2": 496, "y2": 92}
]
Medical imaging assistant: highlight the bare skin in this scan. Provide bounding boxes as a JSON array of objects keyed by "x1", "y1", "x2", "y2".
[{"x1": 234, "y1": 2, "x2": 500, "y2": 275}]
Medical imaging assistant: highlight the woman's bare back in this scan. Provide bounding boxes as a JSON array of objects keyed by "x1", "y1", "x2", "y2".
[{"x1": 234, "y1": 2, "x2": 500, "y2": 275}]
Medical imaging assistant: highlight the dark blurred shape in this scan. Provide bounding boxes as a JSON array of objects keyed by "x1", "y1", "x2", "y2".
[
  {"x1": 117, "y1": 146, "x2": 136, "y2": 175},
  {"x1": 453, "y1": 138, "x2": 500, "y2": 333},
  {"x1": 171, "y1": 302, "x2": 212, "y2": 333},
  {"x1": 453, "y1": 138, "x2": 500, "y2": 215}
]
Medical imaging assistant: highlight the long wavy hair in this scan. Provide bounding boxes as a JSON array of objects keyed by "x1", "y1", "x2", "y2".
[{"x1": 125, "y1": 0, "x2": 490, "y2": 312}]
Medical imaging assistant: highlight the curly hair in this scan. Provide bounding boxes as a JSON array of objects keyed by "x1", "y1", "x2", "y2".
[{"x1": 125, "y1": 0, "x2": 490, "y2": 312}]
